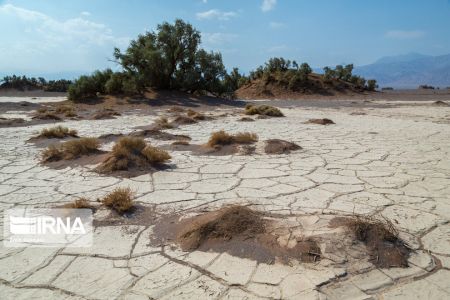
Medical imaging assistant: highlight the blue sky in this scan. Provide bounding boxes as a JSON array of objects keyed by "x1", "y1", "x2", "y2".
[{"x1": 1, "y1": 0, "x2": 450, "y2": 78}]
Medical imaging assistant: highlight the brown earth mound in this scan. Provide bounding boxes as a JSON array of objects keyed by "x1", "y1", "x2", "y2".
[
  {"x1": 236, "y1": 73, "x2": 367, "y2": 100},
  {"x1": 306, "y1": 118, "x2": 335, "y2": 125},
  {"x1": 130, "y1": 129, "x2": 191, "y2": 141},
  {"x1": 337, "y1": 215, "x2": 411, "y2": 268},
  {"x1": 92, "y1": 109, "x2": 121, "y2": 120},
  {"x1": 432, "y1": 100, "x2": 448, "y2": 106},
  {"x1": 238, "y1": 117, "x2": 255, "y2": 122},
  {"x1": 0, "y1": 117, "x2": 25, "y2": 126},
  {"x1": 152, "y1": 206, "x2": 321, "y2": 264},
  {"x1": 264, "y1": 139, "x2": 301, "y2": 154}
]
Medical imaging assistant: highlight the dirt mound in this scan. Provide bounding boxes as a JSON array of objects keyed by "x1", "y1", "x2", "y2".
[
  {"x1": 177, "y1": 206, "x2": 265, "y2": 251},
  {"x1": 152, "y1": 206, "x2": 322, "y2": 264},
  {"x1": 236, "y1": 73, "x2": 366, "y2": 100},
  {"x1": 338, "y1": 216, "x2": 411, "y2": 268},
  {"x1": 171, "y1": 115, "x2": 197, "y2": 125},
  {"x1": 238, "y1": 117, "x2": 255, "y2": 122},
  {"x1": 91, "y1": 109, "x2": 121, "y2": 120},
  {"x1": 432, "y1": 100, "x2": 448, "y2": 106},
  {"x1": 306, "y1": 118, "x2": 335, "y2": 125},
  {"x1": 264, "y1": 139, "x2": 301, "y2": 154},
  {"x1": 130, "y1": 129, "x2": 191, "y2": 141},
  {"x1": 0, "y1": 117, "x2": 25, "y2": 126}
]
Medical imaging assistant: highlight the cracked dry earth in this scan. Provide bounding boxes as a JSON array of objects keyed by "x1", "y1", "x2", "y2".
[{"x1": 1, "y1": 99, "x2": 450, "y2": 300}]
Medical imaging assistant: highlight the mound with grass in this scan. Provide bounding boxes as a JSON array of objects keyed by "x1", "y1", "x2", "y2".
[
  {"x1": 63, "y1": 198, "x2": 95, "y2": 210},
  {"x1": 41, "y1": 137, "x2": 100, "y2": 162},
  {"x1": 347, "y1": 215, "x2": 411, "y2": 268},
  {"x1": 244, "y1": 104, "x2": 284, "y2": 117},
  {"x1": 101, "y1": 187, "x2": 135, "y2": 214},
  {"x1": 152, "y1": 205, "x2": 322, "y2": 264},
  {"x1": 36, "y1": 126, "x2": 78, "y2": 139},
  {"x1": 92, "y1": 109, "x2": 121, "y2": 120},
  {"x1": 97, "y1": 137, "x2": 171, "y2": 174},
  {"x1": 264, "y1": 139, "x2": 301, "y2": 154},
  {"x1": 207, "y1": 130, "x2": 258, "y2": 147},
  {"x1": 306, "y1": 118, "x2": 335, "y2": 125}
]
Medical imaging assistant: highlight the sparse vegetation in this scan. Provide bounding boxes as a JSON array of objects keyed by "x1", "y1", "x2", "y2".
[
  {"x1": 0, "y1": 75, "x2": 71, "y2": 92},
  {"x1": 207, "y1": 130, "x2": 258, "y2": 147},
  {"x1": 101, "y1": 187, "x2": 134, "y2": 214},
  {"x1": 92, "y1": 109, "x2": 121, "y2": 120},
  {"x1": 37, "y1": 126, "x2": 78, "y2": 139},
  {"x1": 244, "y1": 104, "x2": 284, "y2": 117},
  {"x1": 64, "y1": 198, "x2": 94, "y2": 209},
  {"x1": 348, "y1": 215, "x2": 410, "y2": 268},
  {"x1": 41, "y1": 137, "x2": 100, "y2": 162},
  {"x1": 97, "y1": 137, "x2": 171, "y2": 173},
  {"x1": 154, "y1": 116, "x2": 174, "y2": 129},
  {"x1": 55, "y1": 105, "x2": 77, "y2": 117},
  {"x1": 32, "y1": 111, "x2": 62, "y2": 121},
  {"x1": 419, "y1": 84, "x2": 435, "y2": 90}
]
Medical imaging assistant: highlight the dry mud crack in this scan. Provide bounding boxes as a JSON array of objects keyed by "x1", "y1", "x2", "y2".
[{"x1": 0, "y1": 99, "x2": 449, "y2": 299}]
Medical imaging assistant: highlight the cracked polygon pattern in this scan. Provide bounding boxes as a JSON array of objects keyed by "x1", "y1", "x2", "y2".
[{"x1": 0, "y1": 102, "x2": 449, "y2": 299}]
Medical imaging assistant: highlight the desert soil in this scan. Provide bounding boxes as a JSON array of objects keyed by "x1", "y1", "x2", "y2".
[{"x1": 0, "y1": 92, "x2": 449, "y2": 299}]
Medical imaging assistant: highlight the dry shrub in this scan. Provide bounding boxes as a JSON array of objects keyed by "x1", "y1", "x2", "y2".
[
  {"x1": 154, "y1": 116, "x2": 174, "y2": 129},
  {"x1": 186, "y1": 109, "x2": 209, "y2": 121},
  {"x1": 167, "y1": 106, "x2": 185, "y2": 113},
  {"x1": 0, "y1": 118, "x2": 25, "y2": 126},
  {"x1": 41, "y1": 145, "x2": 64, "y2": 162},
  {"x1": 142, "y1": 145, "x2": 172, "y2": 164},
  {"x1": 245, "y1": 104, "x2": 284, "y2": 117},
  {"x1": 172, "y1": 115, "x2": 197, "y2": 125},
  {"x1": 101, "y1": 187, "x2": 134, "y2": 214},
  {"x1": 33, "y1": 112, "x2": 62, "y2": 120},
  {"x1": 207, "y1": 130, "x2": 258, "y2": 147},
  {"x1": 56, "y1": 105, "x2": 76, "y2": 117},
  {"x1": 64, "y1": 198, "x2": 93, "y2": 209},
  {"x1": 92, "y1": 109, "x2": 121, "y2": 120},
  {"x1": 348, "y1": 215, "x2": 410, "y2": 268},
  {"x1": 37, "y1": 126, "x2": 78, "y2": 139},
  {"x1": 97, "y1": 137, "x2": 170, "y2": 172},
  {"x1": 177, "y1": 206, "x2": 265, "y2": 251},
  {"x1": 41, "y1": 137, "x2": 100, "y2": 162},
  {"x1": 306, "y1": 118, "x2": 335, "y2": 125}
]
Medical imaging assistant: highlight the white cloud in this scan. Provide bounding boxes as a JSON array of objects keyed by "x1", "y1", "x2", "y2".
[
  {"x1": 202, "y1": 0, "x2": 208, "y2": 3},
  {"x1": 0, "y1": 4, "x2": 128, "y2": 72},
  {"x1": 261, "y1": 0, "x2": 277, "y2": 12},
  {"x1": 203, "y1": 32, "x2": 238, "y2": 45},
  {"x1": 385, "y1": 30, "x2": 425, "y2": 39},
  {"x1": 269, "y1": 21, "x2": 285, "y2": 29},
  {"x1": 196, "y1": 9, "x2": 238, "y2": 21},
  {"x1": 81, "y1": 11, "x2": 91, "y2": 17},
  {"x1": 267, "y1": 44, "x2": 289, "y2": 53}
]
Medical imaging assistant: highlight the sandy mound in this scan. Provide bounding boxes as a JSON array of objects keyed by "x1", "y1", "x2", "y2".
[
  {"x1": 264, "y1": 139, "x2": 301, "y2": 154},
  {"x1": 306, "y1": 118, "x2": 335, "y2": 125}
]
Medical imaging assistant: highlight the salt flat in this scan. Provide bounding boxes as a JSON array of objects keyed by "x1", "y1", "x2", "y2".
[{"x1": 0, "y1": 99, "x2": 449, "y2": 299}]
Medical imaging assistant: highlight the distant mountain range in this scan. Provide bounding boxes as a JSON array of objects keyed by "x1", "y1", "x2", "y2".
[{"x1": 353, "y1": 53, "x2": 450, "y2": 89}]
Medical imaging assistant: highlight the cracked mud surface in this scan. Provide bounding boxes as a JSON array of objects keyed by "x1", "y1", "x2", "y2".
[{"x1": 0, "y1": 97, "x2": 450, "y2": 299}]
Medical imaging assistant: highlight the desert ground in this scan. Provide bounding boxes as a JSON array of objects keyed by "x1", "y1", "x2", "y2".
[{"x1": 0, "y1": 91, "x2": 449, "y2": 299}]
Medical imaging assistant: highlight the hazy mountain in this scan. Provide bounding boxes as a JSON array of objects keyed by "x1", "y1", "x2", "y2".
[{"x1": 354, "y1": 53, "x2": 450, "y2": 88}]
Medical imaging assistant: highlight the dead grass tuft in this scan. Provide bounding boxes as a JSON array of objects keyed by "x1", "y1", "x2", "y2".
[
  {"x1": 238, "y1": 117, "x2": 255, "y2": 122},
  {"x1": 101, "y1": 187, "x2": 134, "y2": 214},
  {"x1": 97, "y1": 137, "x2": 171, "y2": 173},
  {"x1": 37, "y1": 126, "x2": 78, "y2": 139},
  {"x1": 207, "y1": 130, "x2": 258, "y2": 147},
  {"x1": 348, "y1": 215, "x2": 411, "y2": 268},
  {"x1": 171, "y1": 115, "x2": 197, "y2": 125},
  {"x1": 172, "y1": 140, "x2": 190, "y2": 146},
  {"x1": 64, "y1": 198, "x2": 94, "y2": 209},
  {"x1": 55, "y1": 105, "x2": 76, "y2": 117},
  {"x1": 41, "y1": 137, "x2": 100, "y2": 162},
  {"x1": 92, "y1": 109, "x2": 121, "y2": 120},
  {"x1": 177, "y1": 205, "x2": 265, "y2": 251},
  {"x1": 33, "y1": 112, "x2": 62, "y2": 120},
  {"x1": 154, "y1": 116, "x2": 174, "y2": 129},
  {"x1": 245, "y1": 104, "x2": 284, "y2": 117}
]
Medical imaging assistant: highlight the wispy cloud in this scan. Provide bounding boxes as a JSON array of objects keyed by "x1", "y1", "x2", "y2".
[
  {"x1": 196, "y1": 9, "x2": 238, "y2": 21},
  {"x1": 385, "y1": 30, "x2": 425, "y2": 39},
  {"x1": 269, "y1": 21, "x2": 285, "y2": 29},
  {"x1": 0, "y1": 4, "x2": 128, "y2": 72},
  {"x1": 267, "y1": 44, "x2": 289, "y2": 53},
  {"x1": 261, "y1": 0, "x2": 277, "y2": 12},
  {"x1": 202, "y1": 32, "x2": 238, "y2": 45},
  {"x1": 80, "y1": 11, "x2": 91, "y2": 17}
]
